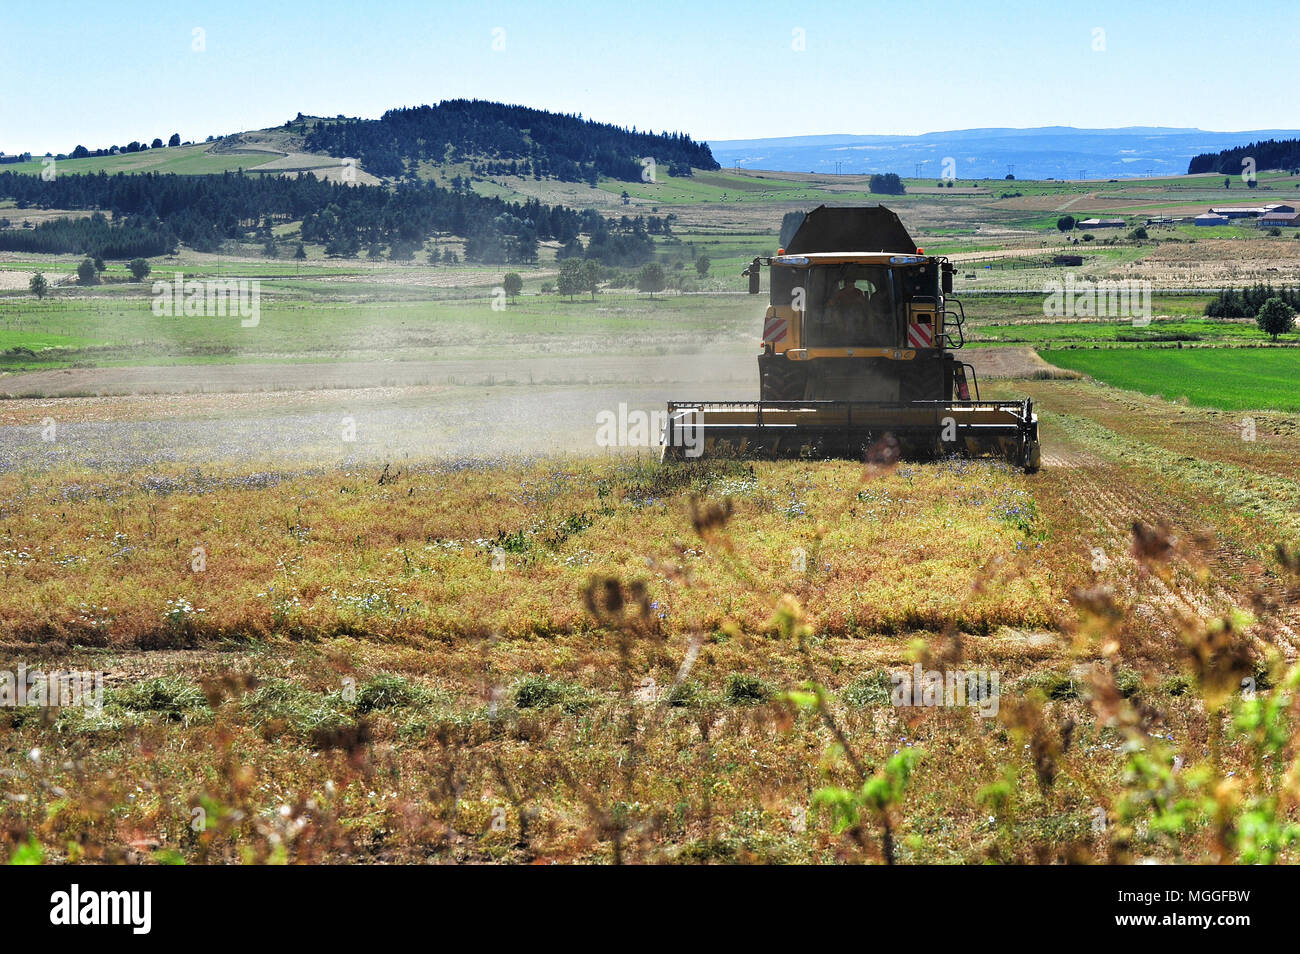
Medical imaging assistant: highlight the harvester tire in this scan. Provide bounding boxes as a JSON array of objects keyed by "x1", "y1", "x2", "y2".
[{"x1": 759, "y1": 357, "x2": 807, "y2": 401}]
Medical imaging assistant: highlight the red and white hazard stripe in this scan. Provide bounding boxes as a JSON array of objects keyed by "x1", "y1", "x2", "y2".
[
  {"x1": 906, "y1": 321, "x2": 934, "y2": 349},
  {"x1": 763, "y1": 315, "x2": 789, "y2": 344}
]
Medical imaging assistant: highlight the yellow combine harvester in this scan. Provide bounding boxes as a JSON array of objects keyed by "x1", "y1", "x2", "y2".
[{"x1": 662, "y1": 205, "x2": 1040, "y2": 471}]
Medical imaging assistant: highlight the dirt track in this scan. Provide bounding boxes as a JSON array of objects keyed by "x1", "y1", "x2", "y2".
[
  {"x1": 0, "y1": 346, "x2": 1051, "y2": 398},
  {"x1": 0, "y1": 353, "x2": 755, "y2": 398},
  {"x1": 0, "y1": 346, "x2": 1061, "y2": 469}
]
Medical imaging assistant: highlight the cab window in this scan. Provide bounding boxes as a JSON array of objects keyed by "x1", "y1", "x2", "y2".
[{"x1": 803, "y1": 265, "x2": 896, "y2": 347}]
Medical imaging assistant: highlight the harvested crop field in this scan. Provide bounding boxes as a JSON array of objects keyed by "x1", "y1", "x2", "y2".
[{"x1": 4, "y1": 368, "x2": 1300, "y2": 864}]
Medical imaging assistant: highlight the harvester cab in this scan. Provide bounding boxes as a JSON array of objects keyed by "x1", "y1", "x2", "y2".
[{"x1": 665, "y1": 205, "x2": 1040, "y2": 471}]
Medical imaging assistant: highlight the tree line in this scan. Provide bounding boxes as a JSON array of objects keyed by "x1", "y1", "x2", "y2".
[
  {"x1": 0, "y1": 169, "x2": 671, "y2": 266},
  {"x1": 62, "y1": 134, "x2": 184, "y2": 159},
  {"x1": 302, "y1": 100, "x2": 719, "y2": 182},
  {"x1": 0, "y1": 212, "x2": 174, "y2": 258},
  {"x1": 1204, "y1": 284, "x2": 1300, "y2": 318},
  {"x1": 1188, "y1": 139, "x2": 1300, "y2": 175}
]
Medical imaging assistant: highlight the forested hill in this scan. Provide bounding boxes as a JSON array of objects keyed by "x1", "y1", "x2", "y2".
[
  {"x1": 303, "y1": 100, "x2": 719, "y2": 181},
  {"x1": 1188, "y1": 139, "x2": 1300, "y2": 175}
]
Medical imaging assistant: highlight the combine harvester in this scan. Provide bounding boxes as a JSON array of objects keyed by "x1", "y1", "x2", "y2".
[{"x1": 662, "y1": 206, "x2": 1040, "y2": 471}]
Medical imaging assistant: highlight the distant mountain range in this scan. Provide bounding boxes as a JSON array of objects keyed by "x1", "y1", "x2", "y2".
[{"x1": 708, "y1": 127, "x2": 1300, "y2": 181}]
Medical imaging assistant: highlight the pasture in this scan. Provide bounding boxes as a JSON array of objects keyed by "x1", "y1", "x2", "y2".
[{"x1": 1040, "y1": 347, "x2": 1300, "y2": 412}]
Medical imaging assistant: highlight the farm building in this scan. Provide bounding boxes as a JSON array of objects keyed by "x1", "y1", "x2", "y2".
[
  {"x1": 1076, "y1": 217, "x2": 1125, "y2": 228},
  {"x1": 1209, "y1": 206, "x2": 1269, "y2": 218},
  {"x1": 1260, "y1": 211, "x2": 1300, "y2": 227},
  {"x1": 1195, "y1": 213, "x2": 1231, "y2": 226},
  {"x1": 1052, "y1": 254, "x2": 1085, "y2": 266}
]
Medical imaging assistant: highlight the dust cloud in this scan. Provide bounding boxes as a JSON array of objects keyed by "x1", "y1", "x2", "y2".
[{"x1": 1, "y1": 353, "x2": 757, "y2": 471}]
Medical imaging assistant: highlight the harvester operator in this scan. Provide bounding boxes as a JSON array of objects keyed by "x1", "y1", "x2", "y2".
[
  {"x1": 829, "y1": 277, "x2": 867, "y2": 309},
  {"x1": 826, "y1": 278, "x2": 868, "y2": 344}
]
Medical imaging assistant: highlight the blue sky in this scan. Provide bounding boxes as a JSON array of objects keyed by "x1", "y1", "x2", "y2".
[{"x1": 3, "y1": 0, "x2": 1295, "y2": 155}]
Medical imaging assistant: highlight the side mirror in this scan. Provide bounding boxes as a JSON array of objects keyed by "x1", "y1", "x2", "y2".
[
  {"x1": 744, "y1": 257, "x2": 761, "y2": 295},
  {"x1": 941, "y1": 263, "x2": 954, "y2": 295}
]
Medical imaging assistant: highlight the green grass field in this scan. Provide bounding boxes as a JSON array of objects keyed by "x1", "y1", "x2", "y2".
[
  {"x1": 607, "y1": 169, "x2": 890, "y2": 205},
  {"x1": 971, "y1": 317, "x2": 1266, "y2": 346},
  {"x1": 1, "y1": 143, "x2": 278, "y2": 176},
  {"x1": 0, "y1": 290, "x2": 761, "y2": 370},
  {"x1": 0, "y1": 278, "x2": 1271, "y2": 373},
  {"x1": 1040, "y1": 347, "x2": 1300, "y2": 411}
]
